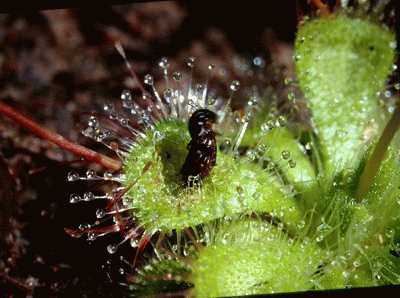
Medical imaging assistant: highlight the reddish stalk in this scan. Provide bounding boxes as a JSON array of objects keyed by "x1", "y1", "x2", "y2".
[
  {"x1": 0, "y1": 100, "x2": 122, "y2": 171},
  {"x1": 311, "y1": 0, "x2": 330, "y2": 17}
]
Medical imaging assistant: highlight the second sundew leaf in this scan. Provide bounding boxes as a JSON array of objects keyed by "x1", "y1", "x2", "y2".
[{"x1": 294, "y1": 12, "x2": 396, "y2": 175}]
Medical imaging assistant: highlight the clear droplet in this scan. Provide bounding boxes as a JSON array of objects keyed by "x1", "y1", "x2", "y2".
[
  {"x1": 173, "y1": 71, "x2": 182, "y2": 81},
  {"x1": 298, "y1": 220, "x2": 306, "y2": 229},
  {"x1": 241, "y1": 113, "x2": 251, "y2": 123},
  {"x1": 83, "y1": 192, "x2": 94, "y2": 201},
  {"x1": 261, "y1": 120, "x2": 275, "y2": 131},
  {"x1": 159, "y1": 57, "x2": 168, "y2": 68},
  {"x1": 88, "y1": 232, "x2": 98, "y2": 241},
  {"x1": 281, "y1": 150, "x2": 290, "y2": 160},
  {"x1": 88, "y1": 116, "x2": 98, "y2": 128},
  {"x1": 256, "y1": 143, "x2": 267, "y2": 153},
  {"x1": 207, "y1": 97, "x2": 216, "y2": 105},
  {"x1": 130, "y1": 238, "x2": 140, "y2": 248},
  {"x1": 305, "y1": 142, "x2": 313, "y2": 150},
  {"x1": 103, "y1": 101, "x2": 114, "y2": 112},
  {"x1": 153, "y1": 130, "x2": 164, "y2": 142},
  {"x1": 79, "y1": 223, "x2": 91, "y2": 230},
  {"x1": 187, "y1": 57, "x2": 196, "y2": 68},
  {"x1": 86, "y1": 170, "x2": 96, "y2": 179},
  {"x1": 96, "y1": 209, "x2": 106, "y2": 218},
  {"x1": 317, "y1": 222, "x2": 332, "y2": 232},
  {"x1": 285, "y1": 77, "x2": 293, "y2": 85},
  {"x1": 293, "y1": 54, "x2": 301, "y2": 61},
  {"x1": 107, "y1": 244, "x2": 117, "y2": 254},
  {"x1": 386, "y1": 229, "x2": 394, "y2": 238},
  {"x1": 120, "y1": 118, "x2": 129, "y2": 127},
  {"x1": 109, "y1": 111, "x2": 118, "y2": 120},
  {"x1": 67, "y1": 171, "x2": 80, "y2": 181},
  {"x1": 253, "y1": 56, "x2": 265, "y2": 67},
  {"x1": 69, "y1": 194, "x2": 81, "y2": 203},
  {"x1": 288, "y1": 159, "x2": 296, "y2": 168},
  {"x1": 287, "y1": 92, "x2": 296, "y2": 100},
  {"x1": 194, "y1": 83, "x2": 203, "y2": 93},
  {"x1": 144, "y1": 74, "x2": 154, "y2": 85},
  {"x1": 121, "y1": 89, "x2": 132, "y2": 108},
  {"x1": 230, "y1": 80, "x2": 240, "y2": 92},
  {"x1": 277, "y1": 115, "x2": 287, "y2": 127},
  {"x1": 163, "y1": 88, "x2": 172, "y2": 102}
]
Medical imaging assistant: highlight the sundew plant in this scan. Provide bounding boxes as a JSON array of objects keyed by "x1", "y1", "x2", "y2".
[{"x1": 0, "y1": 0, "x2": 398, "y2": 297}]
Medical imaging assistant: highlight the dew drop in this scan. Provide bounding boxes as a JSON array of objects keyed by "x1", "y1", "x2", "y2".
[
  {"x1": 288, "y1": 160, "x2": 296, "y2": 168},
  {"x1": 79, "y1": 223, "x2": 91, "y2": 230},
  {"x1": 187, "y1": 57, "x2": 196, "y2": 68},
  {"x1": 194, "y1": 83, "x2": 203, "y2": 93},
  {"x1": 317, "y1": 222, "x2": 332, "y2": 232},
  {"x1": 253, "y1": 56, "x2": 265, "y2": 67},
  {"x1": 230, "y1": 80, "x2": 240, "y2": 92},
  {"x1": 287, "y1": 92, "x2": 296, "y2": 100},
  {"x1": 83, "y1": 192, "x2": 94, "y2": 201},
  {"x1": 173, "y1": 71, "x2": 182, "y2": 81},
  {"x1": 245, "y1": 150, "x2": 256, "y2": 162},
  {"x1": 298, "y1": 220, "x2": 306, "y2": 229},
  {"x1": 153, "y1": 130, "x2": 164, "y2": 142},
  {"x1": 159, "y1": 57, "x2": 169, "y2": 68},
  {"x1": 131, "y1": 238, "x2": 140, "y2": 248},
  {"x1": 241, "y1": 113, "x2": 251, "y2": 123},
  {"x1": 305, "y1": 142, "x2": 313, "y2": 150},
  {"x1": 281, "y1": 150, "x2": 290, "y2": 160},
  {"x1": 266, "y1": 161, "x2": 275, "y2": 171},
  {"x1": 121, "y1": 89, "x2": 132, "y2": 101},
  {"x1": 88, "y1": 116, "x2": 98, "y2": 128},
  {"x1": 386, "y1": 229, "x2": 394, "y2": 238},
  {"x1": 293, "y1": 54, "x2": 301, "y2": 61},
  {"x1": 256, "y1": 143, "x2": 267, "y2": 153},
  {"x1": 67, "y1": 171, "x2": 80, "y2": 181},
  {"x1": 109, "y1": 111, "x2": 118, "y2": 120},
  {"x1": 88, "y1": 232, "x2": 98, "y2": 241},
  {"x1": 107, "y1": 244, "x2": 117, "y2": 254},
  {"x1": 207, "y1": 97, "x2": 216, "y2": 105},
  {"x1": 103, "y1": 101, "x2": 114, "y2": 112},
  {"x1": 96, "y1": 209, "x2": 106, "y2": 219},
  {"x1": 284, "y1": 77, "x2": 293, "y2": 85},
  {"x1": 86, "y1": 169, "x2": 97, "y2": 179},
  {"x1": 277, "y1": 116, "x2": 287, "y2": 127},
  {"x1": 261, "y1": 120, "x2": 275, "y2": 131},
  {"x1": 163, "y1": 88, "x2": 172, "y2": 102},
  {"x1": 144, "y1": 74, "x2": 154, "y2": 85},
  {"x1": 120, "y1": 118, "x2": 129, "y2": 127},
  {"x1": 69, "y1": 193, "x2": 81, "y2": 203}
]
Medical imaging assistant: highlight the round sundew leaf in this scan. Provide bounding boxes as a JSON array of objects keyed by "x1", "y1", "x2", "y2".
[
  {"x1": 191, "y1": 218, "x2": 326, "y2": 296},
  {"x1": 122, "y1": 119, "x2": 303, "y2": 232},
  {"x1": 295, "y1": 13, "x2": 396, "y2": 175}
]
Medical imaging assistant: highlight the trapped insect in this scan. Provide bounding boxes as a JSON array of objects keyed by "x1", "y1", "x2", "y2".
[{"x1": 180, "y1": 109, "x2": 217, "y2": 187}]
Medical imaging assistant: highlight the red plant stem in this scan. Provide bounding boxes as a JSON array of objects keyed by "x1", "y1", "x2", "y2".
[
  {"x1": 0, "y1": 100, "x2": 122, "y2": 171},
  {"x1": 311, "y1": 0, "x2": 330, "y2": 17}
]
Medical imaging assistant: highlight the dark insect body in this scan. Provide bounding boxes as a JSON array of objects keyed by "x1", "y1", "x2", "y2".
[{"x1": 181, "y1": 109, "x2": 217, "y2": 187}]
